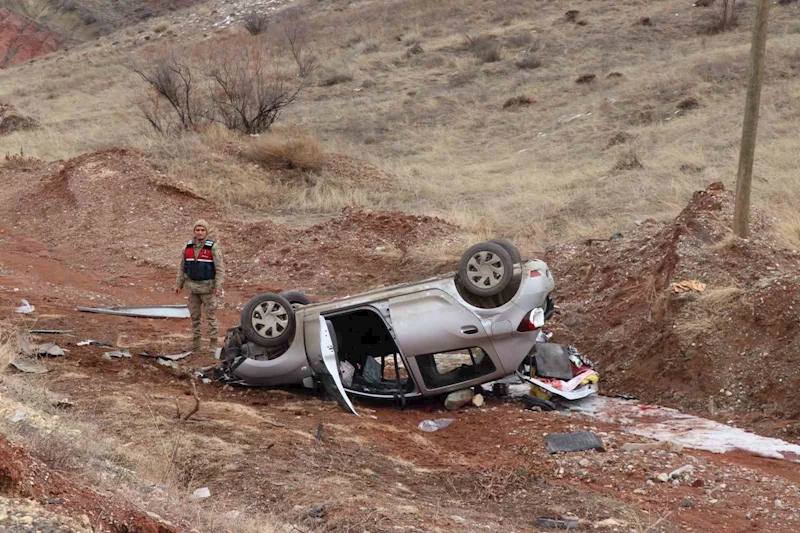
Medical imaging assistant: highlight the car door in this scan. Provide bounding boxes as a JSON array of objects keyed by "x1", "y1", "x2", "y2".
[
  {"x1": 315, "y1": 315, "x2": 359, "y2": 415},
  {"x1": 388, "y1": 289, "x2": 505, "y2": 393}
]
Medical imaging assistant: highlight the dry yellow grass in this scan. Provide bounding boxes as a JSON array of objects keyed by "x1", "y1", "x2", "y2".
[
  {"x1": 2, "y1": 0, "x2": 800, "y2": 256},
  {"x1": 245, "y1": 132, "x2": 323, "y2": 171}
]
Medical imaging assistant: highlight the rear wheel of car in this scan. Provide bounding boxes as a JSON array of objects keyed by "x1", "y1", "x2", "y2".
[
  {"x1": 458, "y1": 241, "x2": 513, "y2": 297},
  {"x1": 488, "y1": 237, "x2": 522, "y2": 265},
  {"x1": 280, "y1": 290, "x2": 313, "y2": 310},
  {"x1": 241, "y1": 293, "x2": 296, "y2": 347}
]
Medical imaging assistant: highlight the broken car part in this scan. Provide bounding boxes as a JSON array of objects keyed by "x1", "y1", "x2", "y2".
[
  {"x1": 28, "y1": 329, "x2": 75, "y2": 335},
  {"x1": 545, "y1": 431, "x2": 605, "y2": 454},
  {"x1": 14, "y1": 299, "x2": 34, "y2": 314},
  {"x1": 75, "y1": 305, "x2": 190, "y2": 318}
]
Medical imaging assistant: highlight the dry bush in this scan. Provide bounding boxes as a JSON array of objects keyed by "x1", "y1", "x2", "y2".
[
  {"x1": 503, "y1": 95, "x2": 534, "y2": 109},
  {"x1": 705, "y1": 0, "x2": 739, "y2": 33},
  {"x1": 515, "y1": 53, "x2": 541, "y2": 70},
  {"x1": 320, "y1": 67, "x2": 354, "y2": 86},
  {"x1": 245, "y1": 133, "x2": 323, "y2": 171},
  {"x1": 2, "y1": 149, "x2": 42, "y2": 169},
  {"x1": 506, "y1": 31, "x2": 533, "y2": 48},
  {"x1": 279, "y1": 11, "x2": 319, "y2": 78},
  {"x1": 0, "y1": 322, "x2": 18, "y2": 371},
  {"x1": 612, "y1": 151, "x2": 644, "y2": 172},
  {"x1": 243, "y1": 11, "x2": 269, "y2": 35},
  {"x1": 463, "y1": 34, "x2": 503, "y2": 63},
  {"x1": 129, "y1": 40, "x2": 306, "y2": 135},
  {"x1": 205, "y1": 42, "x2": 306, "y2": 134}
]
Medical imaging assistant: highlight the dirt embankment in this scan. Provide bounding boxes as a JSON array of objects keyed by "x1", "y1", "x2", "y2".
[
  {"x1": 0, "y1": 8, "x2": 68, "y2": 67},
  {"x1": 548, "y1": 183, "x2": 800, "y2": 434}
]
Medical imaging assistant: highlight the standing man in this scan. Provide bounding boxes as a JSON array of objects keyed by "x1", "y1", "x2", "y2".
[{"x1": 175, "y1": 219, "x2": 225, "y2": 352}]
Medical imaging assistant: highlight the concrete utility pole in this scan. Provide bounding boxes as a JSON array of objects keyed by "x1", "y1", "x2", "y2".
[{"x1": 733, "y1": 0, "x2": 770, "y2": 238}]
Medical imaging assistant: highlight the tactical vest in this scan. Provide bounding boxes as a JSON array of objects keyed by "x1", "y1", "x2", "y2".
[{"x1": 184, "y1": 240, "x2": 216, "y2": 281}]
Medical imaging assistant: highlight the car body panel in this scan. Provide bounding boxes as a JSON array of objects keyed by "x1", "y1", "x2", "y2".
[{"x1": 230, "y1": 260, "x2": 561, "y2": 408}]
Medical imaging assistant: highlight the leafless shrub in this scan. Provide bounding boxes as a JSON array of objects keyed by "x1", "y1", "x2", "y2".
[
  {"x1": 279, "y1": 12, "x2": 319, "y2": 78},
  {"x1": 464, "y1": 34, "x2": 503, "y2": 63},
  {"x1": 205, "y1": 42, "x2": 306, "y2": 134},
  {"x1": 706, "y1": 0, "x2": 739, "y2": 33},
  {"x1": 129, "y1": 41, "x2": 306, "y2": 135},
  {"x1": 245, "y1": 132, "x2": 323, "y2": 171},
  {"x1": 2, "y1": 150, "x2": 42, "y2": 170},
  {"x1": 243, "y1": 11, "x2": 269, "y2": 35},
  {"x1": 128, "y1": 52, "x2": 210, "y2": 133}
]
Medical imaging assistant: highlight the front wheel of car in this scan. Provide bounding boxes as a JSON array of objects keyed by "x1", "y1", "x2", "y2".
[
  {"x1": 241, "y1": 293, "x2": 297, "y2": 347},
  {"x1": 458, "y1": 241, "x2": 513, "y2": 297}
]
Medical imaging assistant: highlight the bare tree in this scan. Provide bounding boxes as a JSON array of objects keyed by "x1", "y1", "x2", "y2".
[
  {"x1": 717, "y1": 0, "x2": 738, "y2": 32},
  {"x1": 127, "y1": 53, "x2": 210, "y2": 132},
  {"x1": 205, "y1": 41, "x2": 307, "y2": 134},
  {"x1": 279, "y1": 13, "x2": 318, "y2": 78}
]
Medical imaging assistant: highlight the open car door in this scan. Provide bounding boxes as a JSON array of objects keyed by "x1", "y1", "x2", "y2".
[{"x1": 318, "y1": 315, "x2": 359, "y2": 416}]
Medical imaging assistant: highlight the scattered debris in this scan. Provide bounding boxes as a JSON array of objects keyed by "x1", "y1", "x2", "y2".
[
  {"x1": 418, "y1": 419, "x2": 455, "y2": 432},
  {"x1": 492, "y1": 382, "x2": 509, "y2": 397},
  {"x1": 22, "y1": 342, "x2": 66, "y2": 357},
  {"x1": 615, "y1": 393, "x2": 637, "y2": 400},
  {"x1": 77, "y1": 340, "x2": 113, "y2": 347},
  {"x1": 670, "y1": 465, "x2": 695, "y2": 478},
  {"x1": 53, "y1": 398, "x2": 74, "y2": 408},
  {"x1": 15, "y1": 299, "x2": 34, "y2": 314},
  {"x1": 536, "y1": 516, "x2": 578, "y2": 529},
  {"x1": 10, "y1": 359, "x2": 48, "y2": 374},
  {"x1": 444, "y1": 389, "x2": 474, "y2": 411},
  {"x1": 309, "y1": 504, "x2": 326, "y2": 519},
  {"x1": 594, "y1": 518, "x2": 627, "y2": 528},
  {"x1": 545, "y1": 431, "x2": 604, "y2": 454},
  {"x1": 139, "y1": 351, "x2": 191, "y2": 361},
  {"x1": 190, "y1": 487, "x2": 210, "y2": 500},
  {"x1": 621, "y1": 441, "x2": 684, "y2": 453},
  {"x1": 76, "y1": 305, "x2": 190, "y2": 318},
  {"x1": 28, "y1": 329, "x2": 75, "y2": 335},
  {"x1": 157, "y1": 358, "x2": 178, "y2": 369},
  {"x1": 103, "y1": 350, "x2": 131, "y2": 359},
  {"x1": 522, "y1": 394, "x2": 556, "y2": 411},
  {"x1": 672, "y1": 280, "x2": 707, "y2": 293},
  {"x1": 471, "y1": 393, "x2": 485, "y2": 407},
  {"x1": 10, "y1": 410, "x2": 26, "y2": 423}
]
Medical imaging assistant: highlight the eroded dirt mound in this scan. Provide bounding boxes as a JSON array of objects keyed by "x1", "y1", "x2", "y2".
[
  {"x1": 0, "y1": 435, "x2": 175, "y2": 532},
  {"x1": 0, "y1": 8, "x2": 68, "y2": 67},
  {"x1": 548, "y1": 183, "x2": 800, "y2": 428},
  {"x1": 1, "y1": 148, "x2": 460, "y2": 298}
]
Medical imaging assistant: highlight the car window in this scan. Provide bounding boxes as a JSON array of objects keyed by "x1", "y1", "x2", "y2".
[{"x1": 415, "y1": 347, "x2": 496, "y2": 389}]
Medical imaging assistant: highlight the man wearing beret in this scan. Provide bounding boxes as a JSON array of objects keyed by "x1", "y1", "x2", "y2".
[{"x1": 175, "y1": 219, "x2": 225, "y2": 352}]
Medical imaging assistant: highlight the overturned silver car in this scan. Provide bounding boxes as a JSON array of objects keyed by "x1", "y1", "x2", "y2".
[{"x1": 217, "y1": 239, "x2": 597, "y2": 414}]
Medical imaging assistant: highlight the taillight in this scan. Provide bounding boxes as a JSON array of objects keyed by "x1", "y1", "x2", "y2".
[
  {"x1": 517, "y1": 308, "x2": 545, "y2": 332},
  {"x1": 529, "y1": 270, "x2": 542, "y2": 278}
]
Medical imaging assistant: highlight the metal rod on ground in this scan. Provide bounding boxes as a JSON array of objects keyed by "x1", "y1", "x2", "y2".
[{"x1": 733, "y1": 0, "x2": 770, "y2": 238}]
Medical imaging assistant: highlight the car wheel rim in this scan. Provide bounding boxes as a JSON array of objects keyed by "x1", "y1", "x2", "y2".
[
  {"x1": 251, "y1": 301, "x2": 289, "y2": 339},
  {"x1": 466, "y1": 251, "x2": 505, "y2": 289}
]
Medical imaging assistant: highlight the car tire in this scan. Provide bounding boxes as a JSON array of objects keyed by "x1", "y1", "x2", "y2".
[
  {"x1": 240, "y1": 293, "x2": 297, "y2": 348},
  {"x1": 488, "y1": 237, "x2": 522, "y2": 265},
  {"x1": 280, "y1": 290, "x2": 313, "y2": 310},
  {"x1": 458, "y1": 241, "x2": 513, "y2": 297}
]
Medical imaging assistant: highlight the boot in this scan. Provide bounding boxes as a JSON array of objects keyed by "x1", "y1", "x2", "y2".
[
  {"x1": 209, "y1": 338, "x2": 218, "y2": 354},
  {"x1": 191, "y1": 338, "x2": 202, "y2": 352}
]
